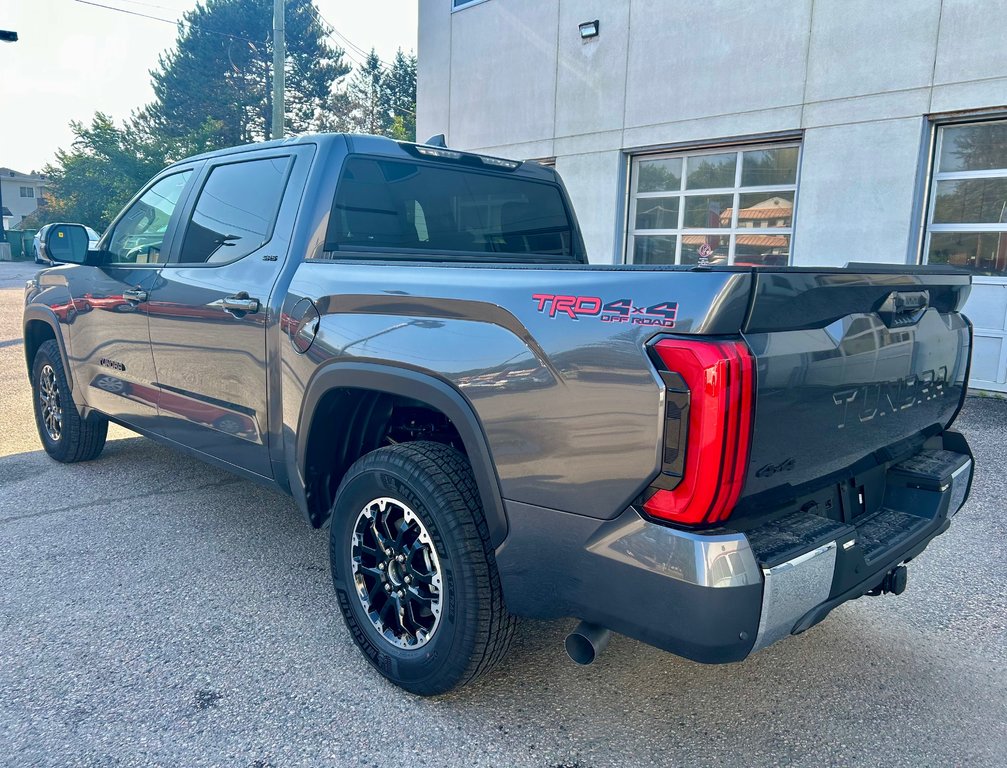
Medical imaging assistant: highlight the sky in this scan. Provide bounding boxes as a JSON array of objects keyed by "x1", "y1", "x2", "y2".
[{"x1": 0, "y1": 0, "x2": 419, "y2": 173}]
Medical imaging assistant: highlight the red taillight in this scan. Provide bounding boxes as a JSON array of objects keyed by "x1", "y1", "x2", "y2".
[{"x1": 643, "y1": 338, "x2": 754, "y2": 526}]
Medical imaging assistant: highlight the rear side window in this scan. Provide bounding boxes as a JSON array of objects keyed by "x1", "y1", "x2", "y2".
[
  {"x1": 177, "y1": 156, "x2": 290, "y2": 265},
  {"x1": 326, "y1": 156, "x2": 579, "y2": 261}
]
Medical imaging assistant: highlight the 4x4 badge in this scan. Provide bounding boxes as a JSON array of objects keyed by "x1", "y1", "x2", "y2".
[{"x1": 532, "y1": 293, "x2": 677, "y2": 328}]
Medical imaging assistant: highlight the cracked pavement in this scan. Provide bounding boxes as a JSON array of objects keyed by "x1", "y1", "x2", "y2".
[{"x1": 1, "y1": 262, "x2": 1005, "y2": 767}]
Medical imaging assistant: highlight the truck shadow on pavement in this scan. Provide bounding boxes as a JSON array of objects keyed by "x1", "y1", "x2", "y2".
[{"x1": 0, "y1": 433, "x2": 1001, "y2": 767}]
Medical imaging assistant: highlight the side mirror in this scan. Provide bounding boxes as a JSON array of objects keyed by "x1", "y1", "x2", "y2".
[{"x1": 45, "y1": 223, "x2": 91, "y2": 265}]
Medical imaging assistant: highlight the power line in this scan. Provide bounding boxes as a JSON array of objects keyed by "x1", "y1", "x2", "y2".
[
  {"x1": 76, "y1": 0, "x2": 405, "y2": 72},
  {"x1": 308, "y1": 4, "x2": 404, "y2": 74},
  {"x1": 72, "y1": 0, "x2": 266, "y2": 44},
  {"x1": 101, "y1": 0, "x2": 195, "y2": 13},
  {"x1": 309, "y1": 4, "x2": 368, "y2": 58},
  {"x1": 73, "y1": 0, "x2": 416, "y2": 117}
]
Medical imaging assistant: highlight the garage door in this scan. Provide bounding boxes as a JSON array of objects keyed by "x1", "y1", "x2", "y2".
[{"x1": 923, "y1": 118, "x2": 1007, "y2": 392}]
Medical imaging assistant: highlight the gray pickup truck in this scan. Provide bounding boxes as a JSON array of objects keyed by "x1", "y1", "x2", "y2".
[{"x1": 24, "y1": 134, "x2": 974, "y2": 695}]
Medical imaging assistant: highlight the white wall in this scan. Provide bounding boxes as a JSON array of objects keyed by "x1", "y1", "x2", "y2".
[
  {"x1": 0, "y1": 178, "x2": 44, "y2": 227},
  {"x1": 418, "y1": 0, "x2": 1007, "y2": 266}
]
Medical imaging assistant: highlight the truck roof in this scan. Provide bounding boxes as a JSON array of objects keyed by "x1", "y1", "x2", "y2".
[{"x1": 165, "y1": 132, "x2": 558, "y2": 182}]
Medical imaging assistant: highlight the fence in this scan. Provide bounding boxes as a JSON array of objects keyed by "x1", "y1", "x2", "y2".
[{"x1": 0, "y1": 229, "x2": 38, "y2": 260}]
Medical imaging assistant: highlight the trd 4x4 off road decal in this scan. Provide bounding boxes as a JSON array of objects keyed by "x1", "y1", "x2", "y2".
[{"x1": 532, "y1": 294, "x2": 678, "y2": 328}]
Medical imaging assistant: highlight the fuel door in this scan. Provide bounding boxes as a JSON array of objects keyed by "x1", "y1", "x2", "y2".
[{"x1": 287, "y1": 297, "x2": 320, "y2": 354}]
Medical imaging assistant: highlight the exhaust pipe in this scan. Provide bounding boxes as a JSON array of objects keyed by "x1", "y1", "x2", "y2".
[{"x1": 565, "y1": 621, "x2": 611, "y2": 665}]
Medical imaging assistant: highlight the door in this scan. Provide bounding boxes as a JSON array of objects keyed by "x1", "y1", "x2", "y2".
[
  {"x1": 146, "y1": 150, "x2": 305, "y2": 477},
  {"x1": 923, "y1": 118, "x2": 1007, "y2": 392},
  {"x1": 67, "y1": 169, "x2": 196, "y2": 429}
]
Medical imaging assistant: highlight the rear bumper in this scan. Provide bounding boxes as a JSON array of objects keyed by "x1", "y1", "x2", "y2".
[{"x1": 495, "y1": 441, "x2": 973, "y2": 663}]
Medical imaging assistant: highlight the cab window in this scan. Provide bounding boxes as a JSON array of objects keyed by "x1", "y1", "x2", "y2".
[
  {"x1": 176, "y1": 157, "x2": 291, "y2": 265},
  {"x1": 326, "y1": 156, "x2": 581, "y2": 262},
  {"x1": 107, "y1": 171, "x2": 192, "y2": 264}
]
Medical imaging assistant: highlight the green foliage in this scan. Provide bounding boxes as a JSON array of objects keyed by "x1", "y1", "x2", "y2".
[
  {"x1": 347, "y1": 49, "x2": 389, "y2": 135},
  {"x1": 325, "y1": 48, "x2": 417, "y2": 141},
  {"x1": 383, "y1": 49, "x2": 417, "y2": 142},
  {"x1": 37, "y1": 1, "x2": 417, "y2": 230},
  {"x1": 29, "y1": 114, "x2": 162, "y2": 231},
  {"x1": 148, "y1": 0, "x2": 350, "y2": 148}
]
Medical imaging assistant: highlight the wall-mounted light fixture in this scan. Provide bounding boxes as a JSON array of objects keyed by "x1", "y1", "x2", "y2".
[{"x1": 578, "y1": 20, "x2": 599, "y2": 40}]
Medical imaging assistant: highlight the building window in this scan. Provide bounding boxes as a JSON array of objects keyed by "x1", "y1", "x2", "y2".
[
  {"x1": 924, "y1": 119, "x2": 1007, "y2": 275},
  {"x1": 627, "y1": 143, "x2": 800, "y2": 266},
  {"x1": 19, "y1": 186, "x2": 35, "y2": 198},
  {"x1": 452, "y1": 0, "x2": 489, "y2": 10}
]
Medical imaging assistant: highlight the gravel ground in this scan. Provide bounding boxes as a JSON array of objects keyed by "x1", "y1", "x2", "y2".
[{"x1": 1, "y1": 262, "x2": 1005, "y2": 767}]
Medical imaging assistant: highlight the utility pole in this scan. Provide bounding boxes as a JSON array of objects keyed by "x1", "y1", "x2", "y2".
[
  {"x1": 271, "y1": 0, "x2": 285, "y2": 140},
  {"x1": 0, "y1": 29, "x2": 17, "y2": 244},
  {"x1": 0, "y1": 173, "x2": 6, "y2": 243}
]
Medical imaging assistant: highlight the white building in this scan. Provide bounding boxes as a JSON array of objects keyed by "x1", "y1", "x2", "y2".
[
  {"x1": 417, "y1": 0, "x2": 1007, "y2": 391},
  {"x1": 1, "y1": 167, "x2": 48, "y2": 229}
]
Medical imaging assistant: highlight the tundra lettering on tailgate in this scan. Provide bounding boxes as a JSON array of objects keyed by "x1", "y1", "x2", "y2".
[
  {"x1": 832, "y1": 367, "x2": 949, "y2": 429},
  {"x1": 532, "y1": 294, "x2": 678, "y2": 328}
]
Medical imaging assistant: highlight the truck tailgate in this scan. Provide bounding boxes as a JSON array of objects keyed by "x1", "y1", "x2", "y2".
[{"x1": 738, "y1": 268, "x2": 971, "y2": 508}]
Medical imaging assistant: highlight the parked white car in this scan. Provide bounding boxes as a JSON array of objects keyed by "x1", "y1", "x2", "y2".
[{"x1": 33, "y1": 223, "x2": 100, "y2": 264}]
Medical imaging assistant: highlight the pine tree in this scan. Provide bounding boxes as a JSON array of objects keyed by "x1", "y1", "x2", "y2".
[
  {"x1": 148, "y1": 0, "x2": 349, "y2": 148},
  {"x1": 346, "y1": 49, "x2": 389, "y2": 136},
  {"x1": 382, "y1": 49, "x2": 417, "y2": 141}
]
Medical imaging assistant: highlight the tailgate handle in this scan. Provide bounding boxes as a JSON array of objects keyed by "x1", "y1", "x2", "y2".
[{"x1": 878, "y1": 290, "x2": 929, "y2": 328}]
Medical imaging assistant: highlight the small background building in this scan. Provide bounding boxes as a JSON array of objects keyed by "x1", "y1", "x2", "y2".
[
  {"x1": 1, "y1": 167, "x2": 48, "y2": 229},
  {"x1": 417, "y1": 0, "x2": 1007, "y2": 391}
]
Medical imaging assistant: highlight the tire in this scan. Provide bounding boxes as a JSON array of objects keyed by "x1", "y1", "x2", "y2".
[
  {"x1": 31, "y1": 339, "x2": 108, "y2": 462},
  {"x1": 329, "y1": 441, "x2": 516, "y2": 696}
]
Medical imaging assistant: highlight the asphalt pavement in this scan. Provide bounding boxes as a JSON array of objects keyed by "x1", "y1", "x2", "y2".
[{"x1": 1, "y1": 261, "x2": 1005, "y2": 767}]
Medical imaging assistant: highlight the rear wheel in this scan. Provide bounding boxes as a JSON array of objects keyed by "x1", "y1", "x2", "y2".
[
  {"x1": 329, "y1": 441, "x2": 516, "y2": 695},
  {"x1": 31, "y1": 340, "x2": 107, "y2": 462}
]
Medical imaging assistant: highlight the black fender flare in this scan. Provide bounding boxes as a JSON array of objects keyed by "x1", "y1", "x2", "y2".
[
  {"x1": 293, "y1": 362, "x2": 508, "y2": 546},
  {"x1": 22, "y1": 305, "x2": 75, "y2": 392}
]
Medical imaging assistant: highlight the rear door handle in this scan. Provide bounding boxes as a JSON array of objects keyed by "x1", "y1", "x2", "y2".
[
  {"x1": 123, "y1": 288, "x2": 148, "y2": 303},
  {"x1": 217, "y1": 293, "x2": 260, "y2": 314}
]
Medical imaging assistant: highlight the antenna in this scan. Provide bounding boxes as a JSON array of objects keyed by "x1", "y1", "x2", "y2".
[{"x1": 425, "y1": 134, "x2": 447, "y2": 148}]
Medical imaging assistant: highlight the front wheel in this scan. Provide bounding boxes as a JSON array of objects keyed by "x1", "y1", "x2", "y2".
[
  {"x1": 31, "y1": 339, "x2": 108, "y2": 462},
  {"x1": 330, "y1": 441, "x2": 516, "y2": 696}
]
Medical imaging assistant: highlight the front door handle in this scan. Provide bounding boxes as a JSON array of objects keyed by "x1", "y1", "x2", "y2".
[
  {"x1": 218, "y1": 293, "x2": 260, "y2": 314},
  {"x1": 123, "y1": 288, "x2": 148, "y2": 303}
]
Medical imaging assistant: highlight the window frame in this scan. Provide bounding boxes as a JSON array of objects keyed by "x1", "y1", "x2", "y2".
[
  {"x1": 165, "y1": 153, "x2": 295, "y2": 269},
  {"x1": 19, "y1": 186, "x2": 35, "y2": 198},
  {"x1": 921, "y1": 115, "x2": 1007, "y2": 276},
  {"x1": 625, "y1": 139, "x2": 802, "y2": 267},
  {"x1": 451, "y1": 0, "x2": 491, "y2": 11},
  {"x1": 319, "y1": 153, "x2": 587, "y2": 265}
]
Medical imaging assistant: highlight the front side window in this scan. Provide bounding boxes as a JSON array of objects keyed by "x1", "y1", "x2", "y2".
[
  {"x1": 327, "y1": 156, "x2": 579, "y2": 261},
  {"x1": 107, "y1": 171, "x2": 192, "y2": 264},
  {"x1": 177, "y1": 157, "x2": 291, "y2": 265},
  {"x1": 924, "y1": 120, "x2": 1007, "y2": 275},
  {"x1": 20, "y1": 186, "x2": 35, "y2": 198},
  {"x1": 628, "y1": 143, "x2": 800, "y2": 266}
]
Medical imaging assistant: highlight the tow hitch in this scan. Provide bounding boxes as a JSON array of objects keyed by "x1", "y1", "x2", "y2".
[{"x1": 869, "y1": 565, "x2": 908, "y2": 596}]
